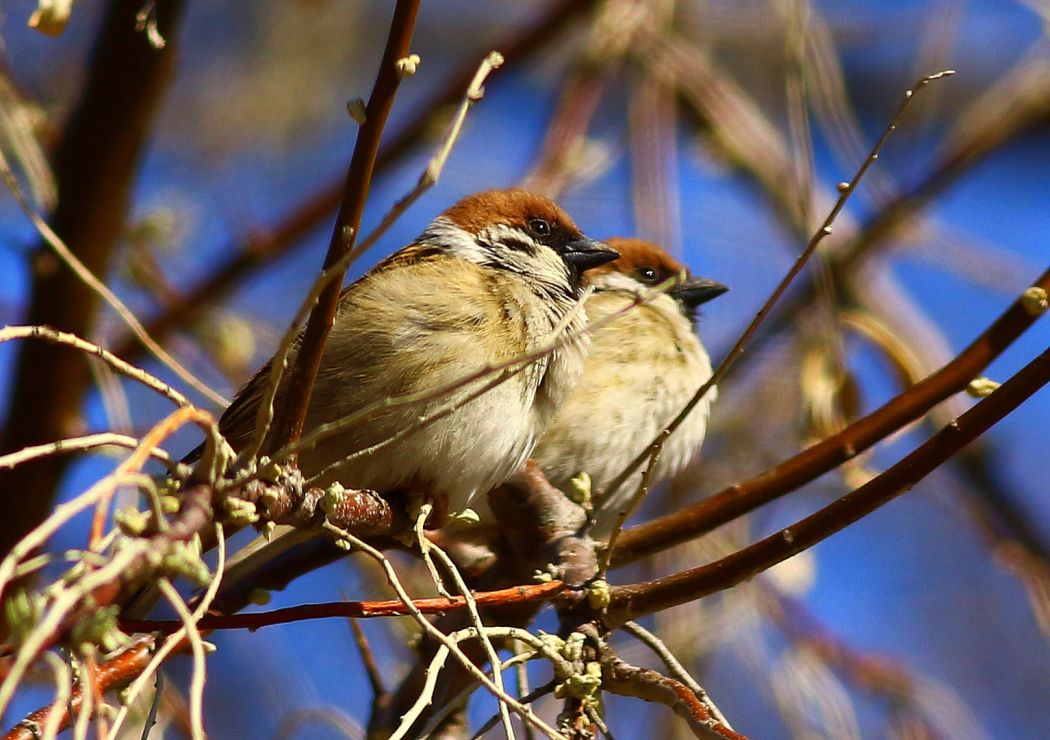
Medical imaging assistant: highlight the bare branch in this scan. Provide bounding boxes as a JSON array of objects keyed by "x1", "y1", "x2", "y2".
[
  {"x1": 613, "y1": 267, "x2": 1050, "y2": 565},
  {"x1": 122, "y1": 581, "x2": 566, "y2": 633},
  {"x1": 268, "y1": 0, "x2": 421, "y2": 453},
  {"x1": 608, "y1": 345, "x2": 1050, "y2": 625},
  {"x1": 0, "y1": 326, "x2": 190, "y2": 408}
]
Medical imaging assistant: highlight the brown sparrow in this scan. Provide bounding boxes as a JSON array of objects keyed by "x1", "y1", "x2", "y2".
[
  {"x1": 212, "y1": 189, "x2": 618, "y2": 522},
  {"x1": 531, "y1": 237, "x2": 727, "y2": 538}
]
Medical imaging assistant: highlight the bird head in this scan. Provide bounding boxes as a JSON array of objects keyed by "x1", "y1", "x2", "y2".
[
  {"x1": 586, "y1": 237, "x2": 728, "y2": 319},
  {"x1": 420, "y1": 189, "x2": 619, "y2": 297}
]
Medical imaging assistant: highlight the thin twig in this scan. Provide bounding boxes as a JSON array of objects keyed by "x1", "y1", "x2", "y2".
[
  {"x1": 348, "y1": 619, "x2": 386, "y2": 700},
  {"x1": 72, "y1": 654, "x2": 98, "y2": 740},
  {"x1": 0, "y1": 326, "x2": 190, "y2": 408},
  {"x1": 426, "y1": 542, "x2": 517, "y2": 740},
  {"x1": 157, "y1": 580, "x2": 207, "y2": 740},
  {"x1": 597, "y1": 433, "x2": 666, "y2": 576},
  {"x1": 39, "y1": 653, "x2": 72, "y2": 740},
  {"x1": 468, "y1": 682, "x2": 556, "y2": 740},
  {"x1": 515, "y1": 639, "x2": 537, "y2": 740},
  {"x1": 600, "y1": 69, "x2": 955, "y2": 500},
  {"x1": 601, "y1": 653, "x2": 744, "y2": 740},
  {"x1": 0, "y1": 432, "x2": 174, "y2": 471},
  {"x1": 414, "y1": 504, "x2": 450, "y2": 598},
  {"x1": 0, "y1": 149, "x2": 224, "y2": 406},
  {"x1": 621, "y1": 621, "x2": 731, "y2": 729},
  {"x1": 141, "y1": 670, "x2": 163, "y2": 740}
]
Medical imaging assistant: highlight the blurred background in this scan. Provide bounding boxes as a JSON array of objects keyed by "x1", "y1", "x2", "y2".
[{"x1": 1, "y1": 0, "x2": 1048, "y2": 737}]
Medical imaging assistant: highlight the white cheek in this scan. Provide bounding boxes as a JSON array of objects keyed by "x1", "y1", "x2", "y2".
[{"x1": 420, "y1": 216, "x2": 487, "y2": 262}]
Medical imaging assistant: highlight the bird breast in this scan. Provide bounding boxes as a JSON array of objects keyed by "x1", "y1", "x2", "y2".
[
  {"x1": 297, "y1": 254, "x2": 590, "y2": 518},
  {"x1": 532, "y1": 289, "x2": 715, "y2": 528}
]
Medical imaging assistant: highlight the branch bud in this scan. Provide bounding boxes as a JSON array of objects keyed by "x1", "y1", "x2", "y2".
[
  {"x1": 1022, "y1": 286, "x2": 1048, "y2": 316},
  {"x1": 395, "y1": 53, "x2": 421, "y2": 77}
]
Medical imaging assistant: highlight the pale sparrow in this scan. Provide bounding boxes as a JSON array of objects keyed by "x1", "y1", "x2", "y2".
[{"x1": 531, "y1": 237, "x2": 727, "y2": 538}]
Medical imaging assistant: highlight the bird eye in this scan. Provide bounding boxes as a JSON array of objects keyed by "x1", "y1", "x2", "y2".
[
  {"x1": 528, "y1": 219, "x2": 552, "y2": 238},
  {"x1": 636, "y1": 266, "x2": 659, "y2": 284}
]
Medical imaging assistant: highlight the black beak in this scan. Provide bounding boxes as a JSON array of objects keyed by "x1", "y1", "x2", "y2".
[
  {"x1": 670, "y1": 276, "x2": 728, "y2": 309},
  {"x1": 561, "y1": 238, "x2": 619, "y2": 273}
]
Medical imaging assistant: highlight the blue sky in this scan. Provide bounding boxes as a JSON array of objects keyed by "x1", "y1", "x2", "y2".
[{"x1": 1, "y1": 1, "x2": 1048, "y2": 737}]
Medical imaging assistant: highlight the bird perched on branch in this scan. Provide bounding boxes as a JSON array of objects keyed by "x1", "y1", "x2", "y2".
[
  {"x1": 172, "y1": 234, "x2": 722, "y2": 609},
  {"x1": 212, "y1": 188, "x2": 618, "y2": 523},
  {"x1": 530, "y1": 237, "x2": 727, "y2": 538}
]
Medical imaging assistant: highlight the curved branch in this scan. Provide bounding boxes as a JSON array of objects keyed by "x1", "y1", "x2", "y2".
[
  {"x1": 607, "y1": 345, "x2": 1050, "y2": 626},
  {"x1": 613, "y1": 268, "x2": 1050, "y2": 566}
]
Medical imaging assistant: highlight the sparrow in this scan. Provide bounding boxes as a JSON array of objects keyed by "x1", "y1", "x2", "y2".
[
  {"x1": 211, "y1": 188, "x2": 618, "y2": 523},
  {"x1": 172, "y1": 236, "x2": 720, "y2": 610},
  {"x1": 530, "y1": 237, "x2": 727, "y2": 538}
]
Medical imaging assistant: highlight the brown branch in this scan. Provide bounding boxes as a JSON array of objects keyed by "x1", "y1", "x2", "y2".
[
  {"x1": 349, "y1": 618, "x2": 387, "y2": 704},
  {"x1": 0, "y1": 0, "x2": 186, "y2": 557},
  {"x1": 267, "y1": 0, "x2": 421, "y2": 453},
  {"x1": 601, "y1": 652, "x2": 746, "y2": 740},
  {"x1": 121, "y1": 580, "x2": 566, "y2": 633},
  {"x1": 607, "y1": 344, "x2": 1050, "y2": 626},
  {"x1": 2, "y1": 638, "x2": 159, "y2": 740},
  {"x1": 113, "y1": 0, "x2": 599, "y2": 361},
  {"x1": 612, "y1": 267, "x2": 1050, "y2": 565}
]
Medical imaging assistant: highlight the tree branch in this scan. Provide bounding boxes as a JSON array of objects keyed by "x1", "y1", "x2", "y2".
[
  {"x1": 613, "y1": 268, "x2": 1050, "y2": 565},
  {"x1": 120, "y1": 580, "x2": 565, "y2": 633},
  {"x1": 607, "y1": 344, "x2": 1050, "y2": 626},
  {"x1": 267, "y1": 0, "x2": 421, "y2": 453}
]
